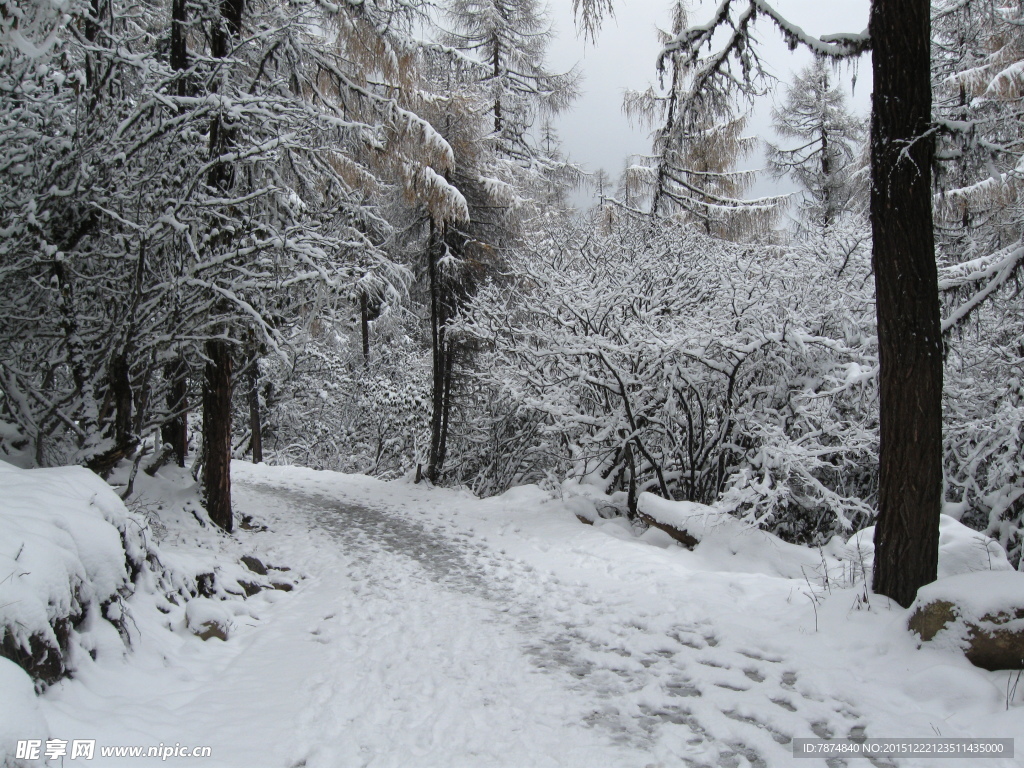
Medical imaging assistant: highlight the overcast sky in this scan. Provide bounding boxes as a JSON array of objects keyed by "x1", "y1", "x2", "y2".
[{"x1": 543, "y1": 0, "x2": 872, "y2": 206}]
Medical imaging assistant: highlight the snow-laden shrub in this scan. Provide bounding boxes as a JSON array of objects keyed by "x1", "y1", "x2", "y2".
[
  {"x1": 441, "y1": 375, "x2": 559, "y2": 496},
  {"x1": 0, "y1": 657, "x2": 49, "y2": 765},
  {"x1": 943, "y1": 338, "x2": 1024, "y2": 568},
  {"x1": 456, "y1": 217, "x2": 878, "y2": 541},
  {"x1": 0, "y1": 461, "x2": 149, "y2": 686},
  {"x1": 257, "y1": 321, "x2": 430, "y2": 478}
]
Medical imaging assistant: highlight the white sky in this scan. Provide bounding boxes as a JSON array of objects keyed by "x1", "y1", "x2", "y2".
[{"x1": 543, "y1": 0, "x2": 872, "y2": 206}]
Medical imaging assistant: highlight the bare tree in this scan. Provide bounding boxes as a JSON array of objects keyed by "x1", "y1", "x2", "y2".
[{"x1": 622, "y1": 1, "x2": 784, "y2": 239}]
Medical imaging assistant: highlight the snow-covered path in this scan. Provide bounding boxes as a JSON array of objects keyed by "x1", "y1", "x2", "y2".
[
  {"x1": 248, "y1": 480, "x2": 851, "y2": 768},
  {"x1": 39, "y1": 464, "x2": 1021, "y2": 768},
  {"x1": 240, "y1": 480, "x2": 650, "y2": 768}
]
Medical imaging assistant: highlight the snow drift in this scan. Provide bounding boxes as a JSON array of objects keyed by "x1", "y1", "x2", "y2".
[{"x1": 0, "y1": 461, "x2": 149, "y2": 686}]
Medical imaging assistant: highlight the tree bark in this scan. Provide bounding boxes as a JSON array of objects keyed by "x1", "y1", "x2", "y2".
[
  {"x1": 869, "y1": 0, "x2": 942, "y2": 608},
  {"x1": 109, "y1": 352, "x2": 133, "y2": 448},
  {"x1": 199, "y1": 0, "x2": 244, "y2": 530},
  {"x1": 203, "y1": 338, "x2": 233, "y2": 532},
  {"x1": 170, "y1": 0, "x2": 189, "y2": 98},
  {"x1": 426, "y1": 219, "x2": 454, "y2": 484},
  {"x1": 207, "y1": 0, "x2": 244, "y2": 191},
  {"x1": 245, "y1": 336, "x2": 263, "y2": 464},
  {"x1": 360, "y1": 292, "x2": 370, "y2": 366},
  {"x1": 162, "y1": 357, "x2": 188, "y2": 467}
]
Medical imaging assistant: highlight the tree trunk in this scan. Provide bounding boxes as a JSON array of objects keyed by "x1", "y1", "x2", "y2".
[
  {"x1": 869, "y1": 0, "x2": 942, "y2": 608},
  {"x1": 170, "y1": 0, "x2": 189, "y2": 98},
  {"x1": 199, "y1": 0, "x2": 244, "y2": 529},
  {"x1": 624, "y1": 442, "x2": 638, "y2": 521},
  {"x1": 246, "y1": 337, "x2": 263, "y2": 464},
  {"x1": 360, "y1": 292, "x2": 370, "y2": 366},
  {"x1": 162, "y1": 357, "x2": 188, "y2": 467},
  {"x1": 207, "y1": 0, "x2": 244, "y2": 191},
  {"x1": 426, "y1": 220, "x2": 453, "y2": 484},
  {"x1": 203, "y1": 338, "x2": 233, "y2": 532},
  {"x1": 109, "y1": 353, "x2": 133, "y2": 448}
]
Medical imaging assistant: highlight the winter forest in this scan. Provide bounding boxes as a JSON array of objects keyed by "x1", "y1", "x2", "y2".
[{"x1": 2, "y1": 0, "x2": 1024, "y2": 764}]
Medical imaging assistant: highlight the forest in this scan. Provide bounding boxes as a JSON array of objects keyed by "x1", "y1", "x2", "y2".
[{"x1": 1, "y1": 0, "x2": 1023, "y2": 612}]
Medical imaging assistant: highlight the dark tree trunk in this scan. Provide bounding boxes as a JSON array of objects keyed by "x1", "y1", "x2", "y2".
[
  {"x1": 210, "y1": 0, "x2": 243, "y2": 58},
  {"x1": 360, "y1": 292, "x2": 370, "y2": 366},
  {"x1": 207, "y1": 0, "x2": 244, "y2": 191},
  {"x1": 109, "y1": 353, "x2": 133, "y2": 448},
  {"x1": 199, "y1": 0, "x2": 244, "y2": 530},
  {"x1": 203, "y1": 339, "x2": 233, "y2": 532},
  {"x1": 170, "y1": 0, "x2": 189, "y2": 97},
  {"x1": 162, "y1": 358, "x2": 188, "y2": 467},
  {"x1": 624, "y1": 442, "x2": 638, "y2": 521},
  {"x1": 426, "y1": 220, "x2": 455, "y2": 484},
  {"x1": 820, "y1": 122, "x2": 832, "y2": 229},
  {"x1": 83, "y1": 0, "x2": 104, "y2": 91},
  {"x1": 162, "y1": 0, "x2": 190, "y2": 469},
  {"x1": 245, "y1": 337, "x2": 263, "y2": 464},
  {"x1": 493, "y1": 35, "x2": 502, "y2": 134},
  {"x1": 869, "y1": 0, "x2": 942, "y2": 608}
]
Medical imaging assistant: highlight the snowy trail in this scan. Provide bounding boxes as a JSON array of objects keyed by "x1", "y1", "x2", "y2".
[
  {"x1": 233, "y1": 478, "x2": 910, "y2": 768},
  {"x1": 39, "y1": 465, "x2": 1021, "y2": 768},
  {"x1": 232, "y1": 480, "x2": 651, "y2": 768}
]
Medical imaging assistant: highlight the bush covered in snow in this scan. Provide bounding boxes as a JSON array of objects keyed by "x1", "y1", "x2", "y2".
[
  {"x1": 457, "y1": 218, "x2": 879, "y2": 541},
  {"x1": 254, "y1": 321, "x2": 430, "y2": 479},
  {"x1": 0, "y1": 462, "x2": 150, "y2": 686}
]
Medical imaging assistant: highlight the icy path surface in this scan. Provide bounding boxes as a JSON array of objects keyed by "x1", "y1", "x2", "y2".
[{"x1": 41, "y1": 464, "x2": 1021, "y2": 768}]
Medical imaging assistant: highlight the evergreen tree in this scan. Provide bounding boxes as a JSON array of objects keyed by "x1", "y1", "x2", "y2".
[
  {"x1": 765, "y1": 59, "x2": 865, "y2": 231},
  {"x1": 622, "y1": 1, "x2": 783, "y2": 239},
  {"x1": 442, "y1": 0, "x2": 578, "y2": 161}
]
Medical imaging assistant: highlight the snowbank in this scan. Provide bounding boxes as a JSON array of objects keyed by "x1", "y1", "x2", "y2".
[
  {"x1": 637, "y1": 492, "x2": 828, "y2": 578},
  {"x1": 636, "y1": 493, "x2": 1015, "y2": 584},
  {"x1": 0, "y1": 658, "x2": 49, "y2": 764},
  {"x1": 848, "y1": 514, "x2": 1013, "y2": 579},
  {"x1": 0, "y1": 461, "x2": 149, "y2": 685}
]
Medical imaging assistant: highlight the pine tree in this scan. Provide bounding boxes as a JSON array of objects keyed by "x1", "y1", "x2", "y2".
[
  {"x1": 442, "y1": 0, "x2": 578, "y2": 161},
  {"x1": 622, "y1": 1, "x2": 783, "y2": 239},
  {"x1": 765, "y1": 59, "x2": 865, "y2": 231},
  {"x1": 409, "y1": 0, "x2": 580, "y2": 484}
]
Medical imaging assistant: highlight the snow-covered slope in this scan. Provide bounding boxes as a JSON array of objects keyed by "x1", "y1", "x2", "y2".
[{"x1": 0, "y1": 462, "x2": 150, "y2": 686}]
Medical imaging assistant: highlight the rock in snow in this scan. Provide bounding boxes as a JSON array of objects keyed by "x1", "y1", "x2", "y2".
[
  {"x1": 185, "y1": 598, "x2": 232, "y2": 641},
  {"x1": 909, "y1": 571, "x2": 1024, "y2": 670}
]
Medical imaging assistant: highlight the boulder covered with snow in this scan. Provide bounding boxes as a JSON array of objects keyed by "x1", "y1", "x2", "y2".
[
  {"x1": 559, "y1": 480, "x2": 624, "y2": 524},
  {"x1": 908, "y1": 571, "x2": 1024, "y2": 670},
  {"x1": 0, "y1": 461, "x2": 149, "y2": 685},
  {"x1": 185, "y1": 598, "x2": 232, "y2": 641}
]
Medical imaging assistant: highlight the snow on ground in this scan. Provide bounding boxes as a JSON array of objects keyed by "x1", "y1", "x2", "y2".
[
  {"x1": 0, "y1": 462, "x2": 147, "y2": 657},
  {"x1": 4, "y1": 461, "x2": 1023, "y2": 767}
]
